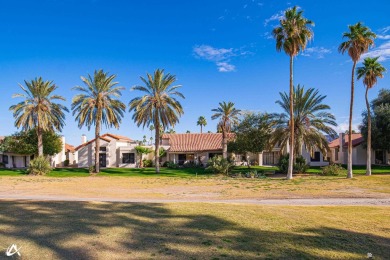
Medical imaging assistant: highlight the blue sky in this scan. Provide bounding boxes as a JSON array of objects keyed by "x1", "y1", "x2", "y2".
[{"x1": 1, "y1": 0, "x2": 390, "y2": 146}]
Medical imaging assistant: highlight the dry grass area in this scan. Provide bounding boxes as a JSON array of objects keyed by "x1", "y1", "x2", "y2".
[
  {"x1": 0, "y1": 174, "x2": 389, "y2": 201},
  {"x1": 0, "y1": 201, "x2": 388, "y2": 259}
]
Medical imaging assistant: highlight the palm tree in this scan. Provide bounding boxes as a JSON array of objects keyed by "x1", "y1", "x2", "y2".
[
  {"x1": 149, "y1": 124, "x2": 155, "y2": 144},
  {"x1": 357, "y1": 57, "x2": 386, "y2": 176},
  {"x1": 72, "y1": 70, "x2": 126, "y2": 173},
  {"x1": 271, "y1": 85, "x2": 337, "y2": 162},
  {"x1": 167, "y1": 128, "x2": 176, "y2": 134},
  {"x1": 135, "y1": 146, "x2": 152, "y2": 168},
  {"x1": 197, "y1": 116, "x2": 207, "y2": 133},
  {"x1": 272, "y1": 6, "x2": 314, "y2": 180},
  {"x1": 211, "y1": 101, "x2": 241, "y2": 159},
  {"x1": 9, "y1": 77, "x2": 68, "y2": 156},
  {"x1": 142, "y1": 135, "x2": 147, "y2": 145},
  {"x1": 129, "y1": 69, "x2": 184, "y2": 173},
  {"x1": 339, "y1": 22, "x2": 376, "y2": 178}
]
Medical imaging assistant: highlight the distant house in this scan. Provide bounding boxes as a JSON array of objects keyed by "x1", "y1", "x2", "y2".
[
  {"x1": 0, "y1": 136, "x2": 32, "y2": 168},
  {"x1": 75, "y1": 133, "x2": 140, "y2": 168},
  {"x1": 161, "y1": 133, "x2": 328, "y2": 167},
  {"x1": 329, "y1": 133, "x2": 390, "y2": 165},
  {"x1": 0, "y1": 135, "x2": 77, "y2": 169},
  {"x1": 161, "y1": 133, "x2": 232, "y2": 165}
]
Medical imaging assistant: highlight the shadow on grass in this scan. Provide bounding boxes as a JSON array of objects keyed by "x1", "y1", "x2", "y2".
[{"x1": 0, "y1": 201, "x2": 388, "y2": 259}]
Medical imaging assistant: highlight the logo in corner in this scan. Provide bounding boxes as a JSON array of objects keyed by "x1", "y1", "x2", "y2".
[{"x1": 5, "y1": 244, "x2": 21, "y2": 257}]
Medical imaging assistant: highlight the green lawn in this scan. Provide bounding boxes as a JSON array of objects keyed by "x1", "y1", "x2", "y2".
[
  {"x1": 1, "y1": 164, "x2": 389, "y2": 177},
  {"x1": 0, "y1": 201, "x2": 388, "y2": 259}
]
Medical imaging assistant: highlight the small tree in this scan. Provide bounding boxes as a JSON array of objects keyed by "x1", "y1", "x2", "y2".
[
  {"x1": 0, "y1": 130, "x2": 62, "y2": 156},
  {"x1": 228, "y1": 113, "x2": 272, "y2": 168},
  {"x1": 135, "y1": 146, "x2": 152, "y2": 168}
]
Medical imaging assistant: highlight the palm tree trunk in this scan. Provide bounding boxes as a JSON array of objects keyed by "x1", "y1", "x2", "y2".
[
  {"x1": 222, "y1": 129, "x2": 227, "y2": 159},
  {"x1": 201, "y1": 125, "x2": 203, "y2": 134},
  {"x1": 347, "y1": 62, "x2": 356, "y2": 179},
  {"x1": 94, "y1": 108, "x2": 102, "y2": 174},
  {"x1": 287, "y1": 55, "x2": 294, "y2": 180},
  {"x1": 365, "y1": 87, "x2": 372, "y2": 176},
  {"x1": 37, "y1": 126, "x2": 43, "y2": 156},
  {"x1": 154, "y1": 119, "x2": 160, "y2": 173}
]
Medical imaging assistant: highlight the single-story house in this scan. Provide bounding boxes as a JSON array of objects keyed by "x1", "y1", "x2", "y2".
[
  {"x1": 329, "y1": 133, "x2": 390, "y2": 165},
  {"x1": 161, "y1": 133, "x2": 329, "y2": 167},
  {"x1": 0, "y1": 135, "x2": 77, "y2": 169},
  {"x1": 75, "y1": 133, "x2": 141, "y2": 168}
]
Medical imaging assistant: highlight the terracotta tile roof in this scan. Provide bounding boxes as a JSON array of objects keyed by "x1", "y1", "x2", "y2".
[
  {"x1": 75, "y1": 136, "x2": 111, "y2": 151},
  {"x1": 65, "y1": 143, "x2": 76, "y2": 152},
  {"x1": 329, "y1": 134, "x2": 364, "y2": 148},
  {"x1": 101, "y1": 133, "x2": 133, "y2": 142},
  {"x1": 162, "y1": 133, "x2": 235, "y2": 152}
]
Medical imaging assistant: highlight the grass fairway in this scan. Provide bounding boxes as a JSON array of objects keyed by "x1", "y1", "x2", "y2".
[
  {"x1": 1, "y1": 164, "x2": 390, "y2": 177},
  {"x1": 0, "y1": 201, "x2": 388, "y2": 259}
]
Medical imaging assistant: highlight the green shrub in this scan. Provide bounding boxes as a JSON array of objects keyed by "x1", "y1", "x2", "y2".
[
  {"x1": 0, "y1": 162, "x2": 5, "y2": 168},
  {"x1": 279, "y1": 154, "x2": 309, "y2": 174},
  {"x1": 183, "y1": 161, "x2": 200, "y2": 168},
  {"x1": 27, "y1": 156, "x2": 51, "y2": 175},
  {"x1": 142, "y1": 159, "x2": 153, "y2": 167},
  {"x1": 89, "y1": 165, "x2": 96, "y2": 174},
  {"x1": 206, "y1": 156, "x2": 234, "y2": 175},
  {"x1": 278, "y1": 154, "x2": 289, "y2": 173},
  {"x1": 321, "y1": 164, "x2": 346, "y2": 176},
  {"x1": 294, "y1": 155, "x2": 309, "y2": 173},
  {"x1": 166, "y1": 161, "x2": 179, "y2": 169},
  {"x1": 64, "y1": 159, "x2": 70, "y2": 167}
]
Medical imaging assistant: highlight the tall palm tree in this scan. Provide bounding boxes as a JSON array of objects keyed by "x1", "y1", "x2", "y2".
[
  {"x1": 9, "y1": 77, "x2": 68, "y2": 156},
  {"x1": 197, "y1": 116, "x2": 207, "y2": 133},
  {"x1": 211, "y1": 101, "x2": 241, "y2": 159},
  {"x1": 72, "y1": 70, "x2": 126, "y2": 173},
  {"x1": 272, "y1": 6, "x2": 314, "y2": 180},
  {"x1": 129, "y1": 69, "x2": 184, "y2": 173},
  {"x1": 357, "y1": 57, "x2": 386, "y2": 176},
  {"x1": 149, "y1": 124, "x2": 155, "y2": 144},
  {"x1": 271, "y1": 85, "x2": 337, "y2": 162},
  {"x1": 339, "y1": 22, "x2": 376, "y2": 178}
]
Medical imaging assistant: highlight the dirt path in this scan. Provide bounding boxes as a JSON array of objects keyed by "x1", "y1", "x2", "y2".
[{"x1": 0, "y1": 195, "x2": 389, "y2": 206}]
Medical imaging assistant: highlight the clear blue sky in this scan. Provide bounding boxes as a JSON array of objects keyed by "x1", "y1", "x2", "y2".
[{"x1": 1, "y1": 0, "x2": 390, "y2": 146}]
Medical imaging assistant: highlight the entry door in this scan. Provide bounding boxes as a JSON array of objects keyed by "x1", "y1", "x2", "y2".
[
  {"x1": 178, "y1": 154, "x2": 186, "y2": 165},
  {"x1": 99, "y1": 153, "x2": 107, "y2": 167}
]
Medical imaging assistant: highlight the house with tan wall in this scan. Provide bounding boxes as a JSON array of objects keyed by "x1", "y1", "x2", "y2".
[
  {"x1": 75, "y1": 133, "x2": 140, "y2": 168},
  {"x1": 329, "y1": 133, "x2": 390, "y2": 165}
]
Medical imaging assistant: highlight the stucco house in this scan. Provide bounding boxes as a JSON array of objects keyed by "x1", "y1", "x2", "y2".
[
  {"x1": 0, "y1": 135, "x2": 76, "y2": 168},
  {"x1": 161, "y1": 133, "x2": 329, "y2": 167},
  {"x1": 329, "y1": 133, "x2": 390, "y2": 165},
  {"x1": 75, "y1": 133, "x2": 140, "y2": 168}
]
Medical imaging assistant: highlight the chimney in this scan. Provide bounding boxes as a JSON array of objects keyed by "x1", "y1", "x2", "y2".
[{"x1": 81, "y1": 134, "x2": 87, "y2": 144}]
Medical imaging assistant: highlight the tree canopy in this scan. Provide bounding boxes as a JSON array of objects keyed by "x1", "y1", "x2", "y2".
[
  {"x1": 228, "y1": 113, "x2": 272, "y2": 156},
  {"x1": 0, "y1": 130, "x2": 63, "y2": 156}
]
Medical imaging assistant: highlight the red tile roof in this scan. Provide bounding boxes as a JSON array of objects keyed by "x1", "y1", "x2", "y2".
[
  {"x1": 101, "y1": 133, "x2": 133, "y2": 142},
  {"x1": 329, "y1": 134, "x2": 364, "y2": 148},
  {"x1": 65, "y1": 143, "x2": 75, "y2": 152},
  {"x1": 162, "y1": 133, "x2": 235, "y2": 152},
  {"x1": 75, "y1": 136, "x2": 112, "y2": 151},
  {"x1": 75, "y1": 133, "x2": 133, "y2": 151}
]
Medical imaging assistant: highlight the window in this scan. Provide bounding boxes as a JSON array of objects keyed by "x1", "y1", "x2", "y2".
[
  {"x1": 335, "y1": 148, "x2": 339, "y2": 161},
  {"x1": 311, "y1": 152, "x2": 321, "y2": 162},
  {"x1": 100, "y1": 147, "x2": 107, "y2": 152},
  {"x1": 122, "y1": 153, "x2": 135, "y2": 164},
  {"x1": 2, "y1": 155, "x2": 8, "y2": 164}
]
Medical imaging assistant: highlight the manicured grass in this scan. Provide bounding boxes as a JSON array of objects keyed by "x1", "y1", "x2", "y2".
[
  {"x1": 0, "y1": 201, "x2": 388, "y2": 259},
  {"x1": 1, "y1": 164, "x2": 389, "y2": 177}
]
